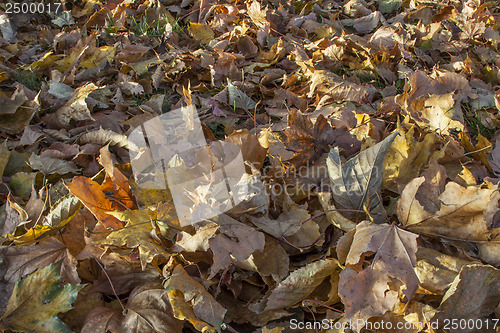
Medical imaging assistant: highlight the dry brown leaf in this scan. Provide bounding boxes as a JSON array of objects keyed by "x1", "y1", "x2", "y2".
[
  {"x1": 55, "y1": 83, "x2": 100, "y2": 128},
  {"x1": 397, "y1": 178, "x2": 500, "y2": 243},
  {"x1": 339, "y1": 221, "x2": 420, "y2": 330},
  {"x1": 251, "y1": 259, "x2": 339, "y2": 313},
  {"x1": 280, "y1": 109, "x2": 338, "y2": 167},
  {"x1": 3, "y1": 237, "x2": 79, "y2": 284},
  {"x1": 432, "y1": 264, "x2": 500, "y2": 332},
  {"x1": 209, "y1": 221, "x2": 265, "y2": 279},
  {"x1": 165, "y1": 265, "x2": 227, "y2": 332}
]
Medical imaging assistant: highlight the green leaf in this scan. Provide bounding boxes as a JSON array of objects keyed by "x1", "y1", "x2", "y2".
[
  {"x1": 327, "y1": 132, "x2": 398, "y2": 221},
  {"x1": 376, "y1": 0, "x2": 403, "y2": 14},
  {"x1": 8, "y1": 172, "x2": 36, "y2": 200},
  {"x1": 1, "y1": 261, "x2": 82, "y2": 333},
  {"x1": 48, "y1": 81, "x2": 74, "y2": 100},
  {"x1": 227, "y1": 79, "x2": 256, "y2": 110}
]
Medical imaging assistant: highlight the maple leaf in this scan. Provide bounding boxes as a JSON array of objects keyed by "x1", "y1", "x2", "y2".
[
  {"x1": 93, "y1": 212, "x2": 170, "y2": 270},
  {"x1": 4, "y1": 0, "x2": 500, "y2": 330},
  {"x1": 3, "y1": 237, "x2": 79, "y2": 284},
  {"x1": 338, "y1": 221, "x2": 420, "y2": 331},
  {"x1": 1, "y1": 261, "x2": 82, "y2": 332},
  {"x1": 280, "y1": 109, "x2": 337, "y2": 167}
]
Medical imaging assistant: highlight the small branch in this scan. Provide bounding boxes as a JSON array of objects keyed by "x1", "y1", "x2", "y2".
[
  {"x1": 92, "y1": 255, "x2": 125, "y2": 312},
  {"x1": 302, "y1": 299, "x2": 344, "y2": 313}
]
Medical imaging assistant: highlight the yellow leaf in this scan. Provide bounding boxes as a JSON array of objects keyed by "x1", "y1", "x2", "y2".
[
  {"x1": 8, "y1": 225, "x2": 54, "y2": 244},
  {"x1": 383, "y1": 122, "x2": 439, "y2": 193},
  {"x1": 188, "y1": 23, "x2": 214, "y2": 44},
  {"x1": 28, "y1": 51, "x2": 63, "y2": 70},
  {"x1": 167, "y1": 289, "x2": 216, "y2": 333},
  {"x1": 93, "y1": 219, "x2": 170, "y2": 270},
  {"x1": 79, "y1": 46, "x2": 116, "y2": 69},
  {"x1": 54, "y1": 47, "x2": 82, "y2": 72},
  {"x1": 459, "y1": 132, "x2": 493, "y2": 173}
]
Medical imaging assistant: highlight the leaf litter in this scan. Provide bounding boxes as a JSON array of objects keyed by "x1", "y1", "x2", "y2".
[{"x1": 0, "y1": 0, "x2": 499, "y2": 332}]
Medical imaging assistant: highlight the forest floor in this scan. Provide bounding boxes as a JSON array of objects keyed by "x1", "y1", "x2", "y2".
[{"x1": 0, "y1": 0, "x2": 500, "y2": 332}]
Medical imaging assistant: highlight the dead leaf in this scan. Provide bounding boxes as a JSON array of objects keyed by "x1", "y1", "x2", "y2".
[
  {"x1": 397, "y1": 178, "x2": 499, "y2": 242},
  {"x1": 253, "y1": 259, "x2": 339, "y2": 313},
  {"x1": 280, "y1": 109, "x2": 338, "y2": 167},
  {"x1": 165, "y1": 265, "x2": 227, "y2": 333},
  {"x1": 55, "y1": 83, "x2": 100, "y2": 127},
  {"x1": 0, "y1": 261, "x2": 82, "y2": 332},
  {"x1": 432, "y1": 264, "x2": 500, "y2": 332},
  {"x1": 339, "y1": 221, "x2": 420, "y2": 330},
  {"x1": 327, "y1": 132, "x2": 398, "y2": 222}
]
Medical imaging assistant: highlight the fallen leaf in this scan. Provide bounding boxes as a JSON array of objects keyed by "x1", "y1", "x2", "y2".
[
  {"x1": 415, "y1": 247, "x2": 480, "y2": 295},
  {"x1": 189, "y1": 23, "x2": 215, "y2": 44},
  {"x1": 327, "y1": 132, "x2": 398, "y2": 222},
  {"x1": 338, "y1": 221, "x2": 420, "y2": 330},
  {"x1": 55, "y1": 83, "x2": 100, "y2": 128},
  {"x1": 249, "y1": 201, "x2": 310, "y2": 239},
  {"x1": 0, "y1": 90, "x2": 39, "y2": 134},
  {"x1": 432, "y1": 264, "x2": 500, "y2": 332},
  {"x1": 254, "y1": 259, "x2": 339, "y2": 313},
  {"x1": 281, "y1": 109, "x2": 337, "y2": 167},
  {"x1": 3, "y1": 237, "x2": 79, "y2": 284},
  {"x1": 66, "y1": 176, "x2": 126, "y2": 230},
  {"x1": 82, "y1": 282, "x2": 183, "y2": 333},
  {"x1": 209, "y1": 218, "x2": 265, "y2": 278},
  {"x1": 172, "y1": 222, "x2": 219, "y2": 253},
  {"x1": 165, "y1": 265, "x2": 227, "y2": 333},
  {"x1": 29, "y1": 154, "x2": 79, "y2": 175},
  {"x1": 383, "y1": 123, "x2": 440, "y2": 193},
  {"x1": 397, "y1": 178, "x2": 499, "y2": 242},
  {"x1": 93, "y1": 214, "x2": 169, "y2": 270},
  {"x1": 0, "y1": 261, "x2": 82, "y2": 332},
  {"x1": 226, "y1": 129, "x2": 268, "y2": 171}
]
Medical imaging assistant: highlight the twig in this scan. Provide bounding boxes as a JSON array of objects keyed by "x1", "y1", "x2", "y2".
[
  {"x1": 302, "y1": 299, "x2": 344, "y2": 313},
  {"x1": 92, "y1": 255, "x2": 126, "y2": 312},
  {"x1": 221, "y1": 323, "x2": 239, "y2": 333}
]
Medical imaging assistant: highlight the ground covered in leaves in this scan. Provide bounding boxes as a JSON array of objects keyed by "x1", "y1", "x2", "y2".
[{"x1": 0, "y1": 0, "x2": 500, "y2": 332}]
